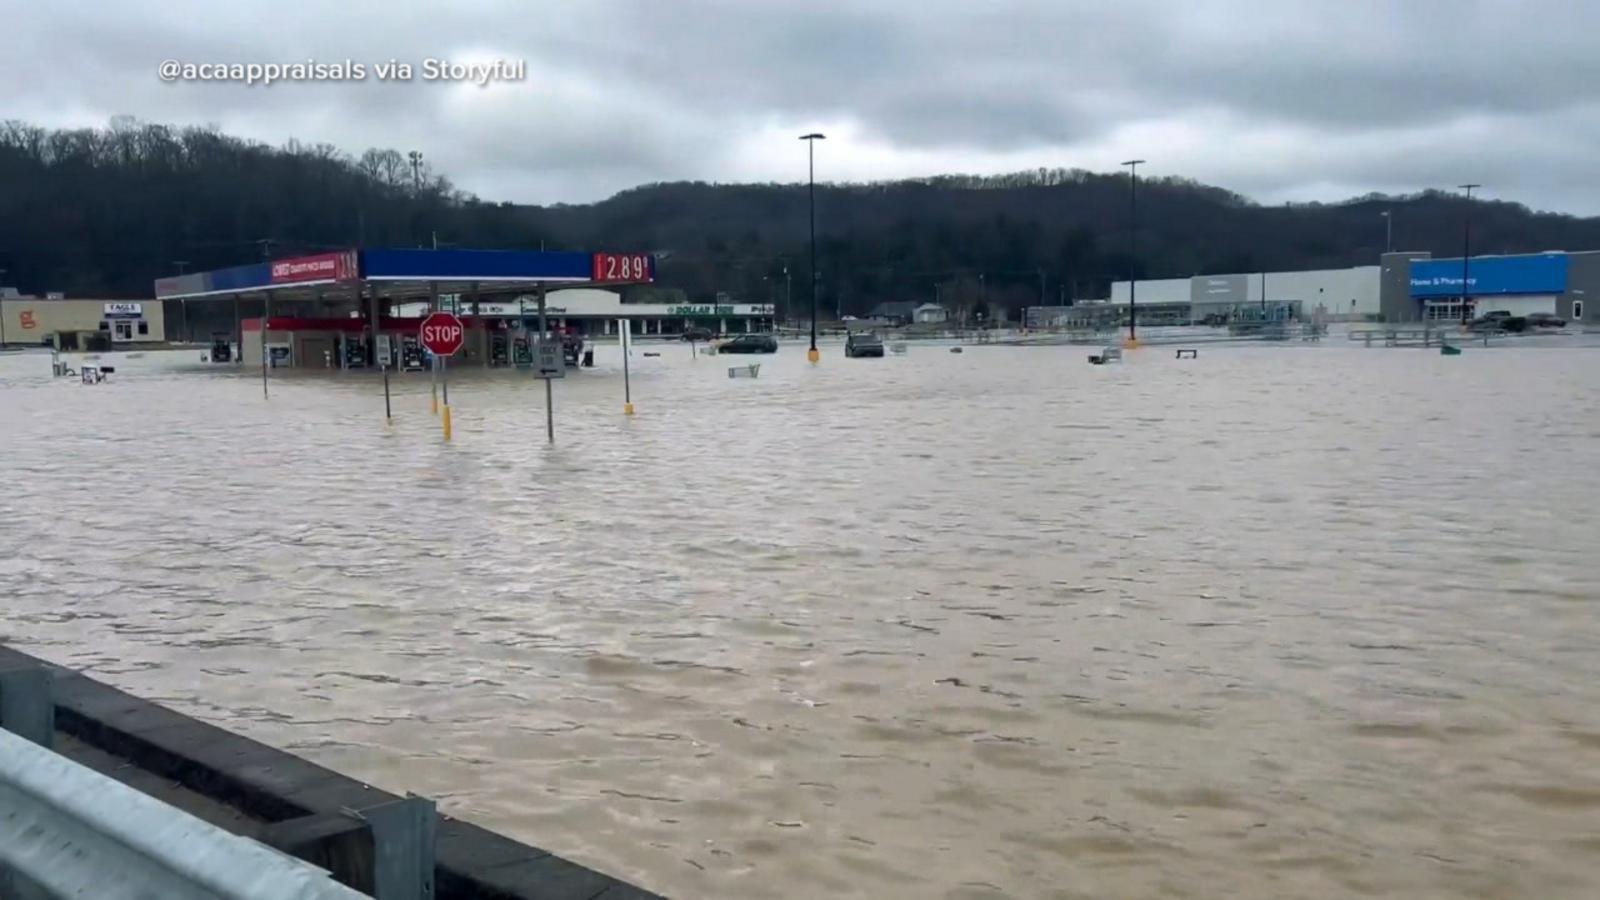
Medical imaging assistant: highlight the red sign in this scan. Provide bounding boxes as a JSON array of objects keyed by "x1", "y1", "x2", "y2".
[
  {"x1": 419, "y1": 312, "x2": 465, "y2": 356},
  {"x1": 270, "y1": 250, "x2": 359, "y2": 284},
  {"x1": 592, "y1": 252, "x2": 654, "y2": 284}
]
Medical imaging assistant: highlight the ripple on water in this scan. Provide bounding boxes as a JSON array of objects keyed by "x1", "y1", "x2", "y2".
[{"x1": 3, "y1": 343, "x2": 1600, "y2": 899}]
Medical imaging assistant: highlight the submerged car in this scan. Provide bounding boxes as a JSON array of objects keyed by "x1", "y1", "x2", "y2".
[
  {"x1": 716, "y1": 334, "x2": 778, "y2": 354},
  {"x1": 681, "y1": 326, "x2": 715, "y2": 342},
  {"x1": 1468, "y1": 310, "x2": 1527, "y2": 332},
  {"x1": 844, "y1": 332, "x2": 885, "y2": 357}
]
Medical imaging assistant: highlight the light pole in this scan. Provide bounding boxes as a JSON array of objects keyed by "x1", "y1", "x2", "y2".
[
  {"x1": 972, "y1": 273, "x2": 985, "y2": 333},
  {"x1": 1458, "y1": 184, "x2": 1480, "y2": 324},
  {"x1": 1381, "y1": 210, "x2": 1393, "y2": 253},
  {"x1": 1122, "y1": 159, "x2": 1145, "y2": 346},
  {"x1": 800, "y1": 133, "x2": 825, "y2": 362}
]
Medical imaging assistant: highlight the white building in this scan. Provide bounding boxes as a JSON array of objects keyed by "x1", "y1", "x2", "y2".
[
  {"x1": 912, "y1": 303, "x2": 948, "y2": 324},
  {"x1": 0, "y1": 297, "x2": 166, "y2": 349},
  {"x1": 1109, "y1": 265, "x2": 1381, "y2": 320}
]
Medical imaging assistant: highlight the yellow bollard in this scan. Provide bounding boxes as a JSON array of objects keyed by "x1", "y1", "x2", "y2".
[
  {"x1": 623, "y1": 402, "x2": 635, "y2": 416},
  {"x1": 1121, "y1": 336, "x2": 1141, "y2": 350},
  {"x1": 441, "y1": 404, "x2": 452, "y2": 441},
  {"x1": 431, "y1": 394, "x2": 439, "y2": 416},
  {"x1": 807, "y1": 347, "x2": 820, "y2": 364}
]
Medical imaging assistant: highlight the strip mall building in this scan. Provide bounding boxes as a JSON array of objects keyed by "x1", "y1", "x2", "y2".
[{"x1": 0, "y1": 297, "x2": 166, "y2": 349}]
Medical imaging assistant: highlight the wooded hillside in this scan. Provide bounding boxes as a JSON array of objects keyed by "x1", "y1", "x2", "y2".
[{"x1": 4, "y1": 118, "x2": 1598, "y2": 316}]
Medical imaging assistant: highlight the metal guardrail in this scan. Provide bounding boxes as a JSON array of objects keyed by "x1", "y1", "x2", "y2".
[
  {"x1": 1348, "y1": 327, "x2": 1497, "y2": 347},
  {"x1": 0, "y1": 662, "x2": 433, "y2": 900},
  {"x1": 0, "y1": 728, "x2": 369, "y2": 900}
]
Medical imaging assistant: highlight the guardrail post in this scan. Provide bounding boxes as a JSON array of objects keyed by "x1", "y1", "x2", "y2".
[
  {"x1": 0, "y1": 663, "x2": 52, "y2": 749},
  {"x1": 354, "y1": 796, "x2": 436, "y2": 900},
  {"x1": 263, "y1": 795, "x2": 437, "y2": 899},
  {"x1": 0, "y1": 665, "x2": 52, "y2": 900}
]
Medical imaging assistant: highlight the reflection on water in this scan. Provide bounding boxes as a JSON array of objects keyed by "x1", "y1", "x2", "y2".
[{"x1": 3, "y1": 341, "x2": 1599, "y2": 898}]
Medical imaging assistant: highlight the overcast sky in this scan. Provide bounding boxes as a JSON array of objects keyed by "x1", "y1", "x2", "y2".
[{"x1": 7, "y1": 0, "x2": 1600, "y2": 213}]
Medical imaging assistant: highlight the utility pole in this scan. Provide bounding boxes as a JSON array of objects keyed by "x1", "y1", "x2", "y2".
[
  {"x1": 408, "y1": 150, "x2": 424, "y2": 192},
  {"x1": 1458, "y1": 184, "x2": 1480, "y2": 324},
  {"x1": 1122, "y1": 159, "x2": 1146, "y2": 346}
]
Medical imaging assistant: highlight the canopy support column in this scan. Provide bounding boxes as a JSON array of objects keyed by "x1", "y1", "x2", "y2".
[
  {"x1": 261, "y1": 291, "x2": 270, "y2": 399},
  {"x1": 371, "y1": 286, "x2": 390, "y2": 424},
  {"x1": 472, "y1": 282, "x2": 485, "y2": 368}
]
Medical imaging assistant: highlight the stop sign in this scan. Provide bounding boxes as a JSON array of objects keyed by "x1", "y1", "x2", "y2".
[{"x1": 419, "y1": 312, "x2": 464, "y2": 356}]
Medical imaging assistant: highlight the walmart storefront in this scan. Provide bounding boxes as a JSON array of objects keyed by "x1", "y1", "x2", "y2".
[{"x1": 1382, "y1": 250, "x2": 1598, "y2": 323}]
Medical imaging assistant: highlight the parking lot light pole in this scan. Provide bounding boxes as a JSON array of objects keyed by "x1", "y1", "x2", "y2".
[
  {"x1": 1122, "y1": 159, "x2": 1145, "y2": 347},
  {"x1": 800, "y1": 133, "x2": 825, "y2": 363},
  {"x1": 1459, "y1": 184, "x2": 1480, "y2": 324}
]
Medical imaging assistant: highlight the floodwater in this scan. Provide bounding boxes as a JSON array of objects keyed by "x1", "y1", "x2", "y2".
[{"x1": 3, "y1": 337, "x2": 1600, "y2": 899}]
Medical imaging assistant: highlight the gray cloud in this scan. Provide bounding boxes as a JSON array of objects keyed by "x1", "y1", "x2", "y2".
[{"x1": 4, "y1": 0, "x2": 1598, "y2": 212}]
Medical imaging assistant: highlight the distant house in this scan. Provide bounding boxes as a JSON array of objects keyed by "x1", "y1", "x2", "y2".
[
  {"x1": 913, "y1": 303, "x2": 948, "y2": 324},
  {"x1": 868, "y1": 301, "x2": 919, "y2": 325}
]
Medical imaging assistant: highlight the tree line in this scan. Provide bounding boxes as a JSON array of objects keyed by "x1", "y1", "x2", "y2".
[{"x1": 4, "y1": 118, "x2": 1600, "y2": 318}]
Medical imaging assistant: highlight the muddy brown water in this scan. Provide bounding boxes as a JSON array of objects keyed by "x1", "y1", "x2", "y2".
[{"x1": 2, "y1": 340, "x2": 1599, "y2": 898}]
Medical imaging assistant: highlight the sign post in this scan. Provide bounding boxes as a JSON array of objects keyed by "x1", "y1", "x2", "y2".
[
  {"x1": 419, "y1": 311, "x2": 465, "y2": 440},
  {"x1": 428, "y1": 282, "x2": 440, "y2": 416},
  {"x1": 370, "y1": 289, "x2": 390, "y2": 423},
  {"x1": 620, "y1": 318, "x2": 634, "y2": 415}
]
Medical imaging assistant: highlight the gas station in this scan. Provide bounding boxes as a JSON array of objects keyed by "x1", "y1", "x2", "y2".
[
  {"x1": 154, "y1": 247, "x2": 656, "y2": 371},
  {"x1": 154, "y1": 247, "x2": 657, "y2": 435}
]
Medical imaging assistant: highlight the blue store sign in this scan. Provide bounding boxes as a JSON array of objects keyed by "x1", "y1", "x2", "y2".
[{"x1": 1410, "y1": 253, "x2": 1568, "y2": 297}]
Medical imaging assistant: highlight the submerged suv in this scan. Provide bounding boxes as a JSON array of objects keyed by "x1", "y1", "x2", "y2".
[
  {"x1": 717, "y1": 334, "x2": 778, "y2": 354},
  {"x1": 844, "y1": 332, "x2": 885, "y2": 357}
]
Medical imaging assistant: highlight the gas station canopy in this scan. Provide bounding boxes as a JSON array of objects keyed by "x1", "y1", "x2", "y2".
[{"x1": 154, "y1": 247, "x2": 656, "y2": 302}]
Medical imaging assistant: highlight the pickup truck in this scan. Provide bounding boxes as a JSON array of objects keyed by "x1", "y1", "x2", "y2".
[{"x1": 1468, "y1": 310, "x2": 1527, "y2": 333}]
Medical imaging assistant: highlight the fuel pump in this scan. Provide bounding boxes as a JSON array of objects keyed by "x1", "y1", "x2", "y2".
[
  {"x1": 400, "y1": 333, "x2": 425, "y2": 371},
  {"x1": 343, "y1": 331, "x2": 368, "y2": 368}
]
